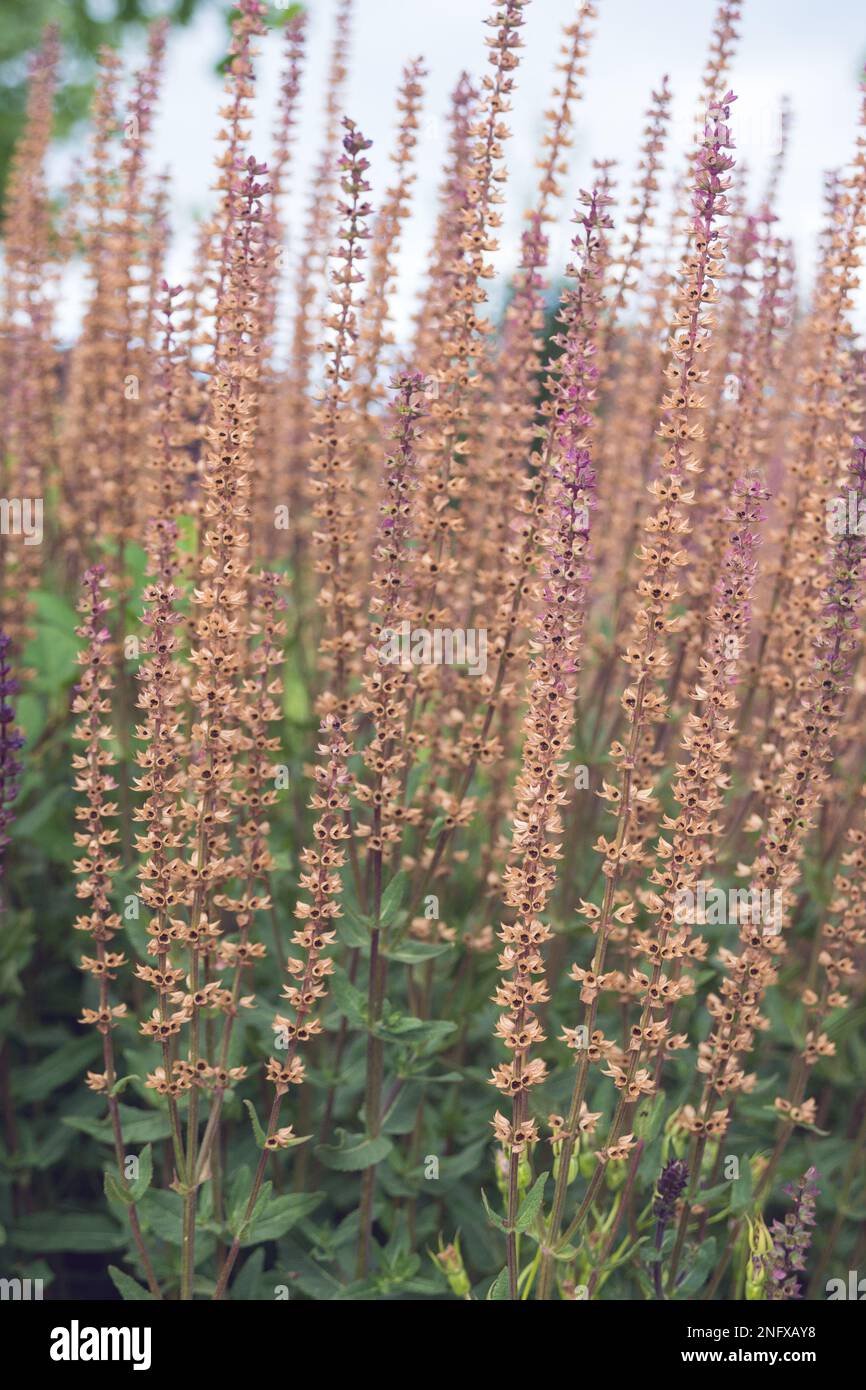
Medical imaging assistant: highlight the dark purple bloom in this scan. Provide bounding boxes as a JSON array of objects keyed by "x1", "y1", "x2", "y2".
[
  {"x1": 652, "y1": 1157, "x2": 689, "y2": 1298},
  {"x1": 654, "y1": 1157, "x2": 690, "y2": 1225},
  {"x1": 766, "y1": 1167, "x2": 819, "y2": 1300}
]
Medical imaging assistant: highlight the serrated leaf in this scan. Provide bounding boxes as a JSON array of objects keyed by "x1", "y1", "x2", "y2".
[
  {"x1": 515, "y1": 1173, "x2": 547, "y2": 1233},
  {"x1": 240, "y1": 1192, "x2": 324, "y2": 1245},
  {"x1": 104, "y1": 1171, "x2": 135, "y2": 1207},
  {"x1": 139, "y1": 1189, "x2": 184, "y2": 1244}
]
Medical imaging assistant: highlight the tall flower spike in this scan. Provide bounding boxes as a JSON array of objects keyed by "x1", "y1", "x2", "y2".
[
  {"x1": 72, "y1": 565, "x2": 162, "y2": 1296},
  {"x1": 535, "y1": 98, "x2": 737, "y2": 1303},
  {"x1": 355, "y1": 373, "x2": 429, "y2": 1277},
  {"x1": 694, "y1": 438, "x2": 866, "y2": 1130},
  {"x1": 350, "y1": 60, "x2": 427, "y2": 578},
  {"x1": 268, "y1": 713, "x2": 353, "y2": 1097},
  {"x1": 309, "y1": 119, "x2": 373, "y2": 705},
  {"x1": 491, "y1": 186, "x2": 608, "y2": 1300},
  {"x1": 132, "y1": 508, "x2": 188, "y2": 1116},
  {"x1": 190, "y1": 570, "x2": 289, "y2": 1180},
  {"x1": 0, "y1": 26, "x2": 60, "y2": 651},
  {"x1": 470, "y1": 3, "x2": 599, "y2": 642},
  {"x1": 592, "y1": 477, "x2": 768, "y2": 1166},
  {"x1": 213, "y1": 710, "x2": 354, "y2": 1301},
  {"x1": 276, "y1": 0, "x2": 354, "y2": 606},
  {"x1": 57, "y1": 47, "x2": 123, "y2": 561},
  {"x1": 177, "y1": 154, "x2": 272, "y2": 1300},
  {"x1": 256, "y1": 11, "x2": 307, "y2": 557},
  {"x1": 72, "y1": 564, "x2": 125, "y2": 1047}
]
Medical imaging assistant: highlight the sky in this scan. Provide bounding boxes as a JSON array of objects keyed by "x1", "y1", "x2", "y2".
[{"x1": 51, "y1": 0, "x2": 866, "y2": 339}]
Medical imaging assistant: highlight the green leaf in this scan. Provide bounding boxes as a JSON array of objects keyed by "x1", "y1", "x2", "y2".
[
  {"x1": 243, "y1": 1098, "x2": 268, "y2": 1149},
  {"x1": 103, "y1": 1148, "x2": 152, "y2": 1207},
  {"x1": 515, "y1": 1174, "x2": 547, "y2": 1233},
  {"x1": 63, "y1": 1105, "x2": 173, "y2": 1146},
  {"x1": 110, "y1": 1073, "x2": 141, "y2": 1098},
  {"x1": 240, "y1": 1192, "x2": 324, "y2": 1245},
  {"x1": 139, "y1": 1190, "x2": 183, "y2": 1245},
  {"x1": 32, "y1": 590, "x2": 78, "y2": 632},
  {"x1": 375, "y1": 1013, "x2": 456, "y2": 1047},
  {"x1": 338, "y1": 909, "x2": 372, "y2": 948},
  {"x1": 731, "y1": 1160, "x2": 753, "y2": 1214},
  {"x1": 12, "y1": 1035, "x2": 98, "y2": 1103},
  {"x1": 15, "y1": 693, "x2": 45, "y2": 744},
  {"x1": 379, "y1": 870, "x2": 408, "y2": 927},
  {"x1": 231, "y1": 1248, "x2": 266, "y2": 1300},
  {"x1": 229, "y1": 1179, "x2": 272, "y2": 1239},
  {"x1": 104, "y1": 1171, "x2": 134, "y2": 1207},
  {"x1": 487, "y1": 1267, "x2": 510, "y2": 1300},
  {"x1": 25, "y1": 614, "x2": 79, "y2": 693},
  {"x1": 634, "y1": 1092, "x2": 666, "y2": 1144},
  {"x1": 383, "y1": 939, "x2": 453, "y2": 964},
  {"x1": 11, "y1": 1126, "x2": 72, "y2": 1172},
  {"x1": 108, "y1": 1266, "x2": 156, "y2": 1301},
  {"x1": 11, "y1": 1212, "x2": 125, "y2": 1253},
  {"x1": 434, "y1": 1137, "x2": 487, "y2": 1182},
  {"x1": 677, "y1": 1236, "x2": 717, "y2": 1298},
  {"x1": 330, "y1": 971, "x2": 367, "y2": 1026},
  {"x1": 130, "y1": 1144, "x2": 153, "y2": 1201},
  {"x1": 481, "y1": 1187, "x2": 508, "y2": 1232},
  {"x1": 317, "y1": 1129, "x2": 393, "y2": 1172}
]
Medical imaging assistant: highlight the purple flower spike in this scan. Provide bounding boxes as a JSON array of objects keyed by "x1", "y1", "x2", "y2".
[{"x1": 766, "y1": 1167, "x2": 820, "y2": 1300}]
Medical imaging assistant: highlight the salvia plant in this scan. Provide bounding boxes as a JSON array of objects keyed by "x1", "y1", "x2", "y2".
[{"x1": 0, "y1": 0, "x2": 865, "y2": 1305}]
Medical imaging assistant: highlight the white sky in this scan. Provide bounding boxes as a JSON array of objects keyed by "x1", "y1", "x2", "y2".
[{"x1": 52, "y1": 0, "x2": 866, "y2": 339}]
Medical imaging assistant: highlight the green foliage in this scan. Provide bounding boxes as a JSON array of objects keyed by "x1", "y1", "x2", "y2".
[{"x1": 0, "y1": 0, "x2": 203, "y2": 221}]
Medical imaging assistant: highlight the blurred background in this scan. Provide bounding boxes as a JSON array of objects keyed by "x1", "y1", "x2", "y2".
[{"x1": 2, "y1": 0, "x2": 866, "y2": 339}]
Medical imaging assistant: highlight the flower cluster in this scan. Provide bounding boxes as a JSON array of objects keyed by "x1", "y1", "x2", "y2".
[
  {"x1": 491, "y1": 189, "x2": 608, "y2": 1139},
  {"x1": 72, "y1": 567, "x2": 126, "y2": 1049},
  {"x1": 765, "y1": 1167, "x2": 820, "y2": 1300},
  {"x1": 267, "y1": 714, "x2": 353, "y2": 1098}
]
